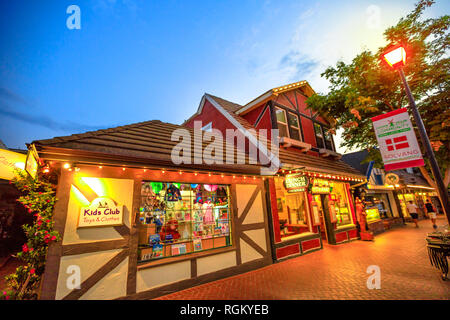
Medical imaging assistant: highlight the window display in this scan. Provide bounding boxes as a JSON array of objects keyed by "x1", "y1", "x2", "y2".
[
  {"x1": 329, "y1": 182, "x2": 353, "y2": 227},
  {"x1": 138, "y1": 182, "x2": 232, "y2": 262},
  {"x1": 365, "y1": 193, "x2": 392, "y2": 219},
  {"x1": 275, "y1": 177, "x2": 313, "y2": 240}
]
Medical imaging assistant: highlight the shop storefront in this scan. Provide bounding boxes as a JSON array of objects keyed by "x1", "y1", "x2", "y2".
[
  {"x1": 397, "y1": 187, "x2": 437, "y2": 220},
  {"x1": 364, "y1": 185, "x2": 403, "y2": 233},
  {"x1": 267, "y1": 169, "x2": 364, "y2": 261},
  {"x1": 33, "y1": 121, "x2": 273, "y2": 300}
]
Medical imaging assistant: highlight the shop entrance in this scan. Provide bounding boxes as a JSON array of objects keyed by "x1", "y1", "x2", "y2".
[{"x1": 312, "y1": 194, "x2": 335, "y2": 244}]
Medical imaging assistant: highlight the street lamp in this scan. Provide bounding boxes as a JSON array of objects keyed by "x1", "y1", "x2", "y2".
[{"x1": 383, "y1": 44, "x2": 450, "y2": 223}]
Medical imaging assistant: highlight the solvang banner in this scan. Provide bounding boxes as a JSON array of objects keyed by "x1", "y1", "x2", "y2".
[{"x1": 371, "y1": 108, "x2": 424, "y2": 171}]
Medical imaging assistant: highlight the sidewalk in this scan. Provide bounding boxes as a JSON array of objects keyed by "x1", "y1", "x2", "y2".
[{"x1": 156, "y1": 216, "x2": 449, "y2": 300}]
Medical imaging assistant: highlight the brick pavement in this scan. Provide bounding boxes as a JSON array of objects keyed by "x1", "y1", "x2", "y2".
[{"x1": 156, "y1": 216, "x2": 450, "y2": 300}]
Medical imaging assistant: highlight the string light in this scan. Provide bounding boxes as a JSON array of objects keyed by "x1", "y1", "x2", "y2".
[
  {"x1": 63, "y1": 163, "x2": 70, "y2": 169},
  {"x1": 162, "y1": 169, "x2": 165, "y2": 174},
  {"x1": 98, "y1": 166, "x2": 103, "y2": 169},
  {"x1": 122, "y1": 167, "x2": 126, "y2": 171}
]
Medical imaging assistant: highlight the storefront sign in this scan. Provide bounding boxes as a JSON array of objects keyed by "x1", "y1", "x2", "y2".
[
  {"x1": 284, "y1": 173, "x2": 309, "y2": 193},
  {"x1": 311, "y1": 178, "x2": 331, "y2": 194},
  {"x1": 0, "y1": 148, "x2": 26, "y2": 180},
  {"x1": 78, "y1": 197, "x2": 124, "y2": 228},
  {"x1": 385, "y1": 173, "x2": 400, "y2": 185},
  {"x1": 371, "y1": 108, "x2": 424, "y2": 171}
]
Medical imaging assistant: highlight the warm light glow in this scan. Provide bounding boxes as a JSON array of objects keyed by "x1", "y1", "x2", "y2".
[
  {"x1": 194, "y1": 172, "x2": 198, "y2": 176},
  {"x1": 179, "y1": 171, "x2": 182, "y2": 175},
  {"x1": 162, "y1": 170, "x2": 165, "y2": 174},
  {"x1": 81, "y1": 177, "x2": 108, "y2": 197},
  {"x1": 122, "y1": 167, "x2": 126, "y2": 171},
  {"x1": 221, "y1": 174, "x2": 224, "y2": 178},
  {"x1": 63, "y1": 163, "x2": 71, "y2": 169},
  {"x1": 383, "y1": 46, "x2": 406, "y2": 68},
  {"x1": 14, "y1": 162, "x2": 25, "y2": 170},
  {"x1": 98, "y1": 166, "x2": 103, "y2": 169}
]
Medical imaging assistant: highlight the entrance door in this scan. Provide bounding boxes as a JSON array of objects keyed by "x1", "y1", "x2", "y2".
[{"x1": 313, "y1": 194, "x2": 335, "y2": 244}]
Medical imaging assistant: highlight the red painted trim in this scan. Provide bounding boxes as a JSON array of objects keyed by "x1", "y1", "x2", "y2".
[
  {"x1": 347, "y1": 229, "x2": 358, "y2": 240},
  {"x1": 345, "y1": 183, "x2": 356, "y2": 224},
  {"x1": 384, "y1": 159, "x2": 425, "y2": 171},
  {"x1": 371, "y1": 108, "x2": 407, "y2": 122},
  {"x1": 276, "y1": 243, "x2": 300, "y2": 259},
  {"x1": 335, "y1": 231, "x2": 348, "y2": 243},
  {"x1": 269, "y1": 178, "x2": 282, "y2": 243},
  {"x1": 301, "y1": 238, "x2": 321, "y2": 252}
]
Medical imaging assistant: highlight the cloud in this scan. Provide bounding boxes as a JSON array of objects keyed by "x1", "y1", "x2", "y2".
[
  {"x1": 0, "y1": 103, "x2": 101, "y2": 133},
  {"x1": 0, "y1": 87, "x2": 28, "y2": 105},
  {"x1": 279, "y1": 51, "x2": 318, "y2": 81}
]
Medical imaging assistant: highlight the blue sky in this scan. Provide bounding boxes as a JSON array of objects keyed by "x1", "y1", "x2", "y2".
[{"x1": 0, "y1": 0, "x2": 448, "y2": 153}]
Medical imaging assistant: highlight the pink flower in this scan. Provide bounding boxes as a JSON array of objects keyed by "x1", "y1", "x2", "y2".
[
  {"x1": 51, "y1": 236, "x2": 56, "y2": 241},
  {"x1": 46, "y1": 199, "x2": 50, "y2": 203},
  {"x1": 30, "y1": 268, "x2": 35, "y2": 274},
  {"x1": 22, "y1": 244, "x2": 28, "y2": 252}
]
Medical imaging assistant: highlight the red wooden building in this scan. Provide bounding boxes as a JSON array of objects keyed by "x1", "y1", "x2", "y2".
[{"x1": 184, "y1": 81, "x2": 366, "y2": 261}]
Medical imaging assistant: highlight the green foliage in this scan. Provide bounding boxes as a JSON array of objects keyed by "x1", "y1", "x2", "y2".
[
  {"x1": 1, "y1": 170, "x2": 59, "y2": 300},
  {"x1": 306, "y1": 0, "x2": 449, "y2": 174}
]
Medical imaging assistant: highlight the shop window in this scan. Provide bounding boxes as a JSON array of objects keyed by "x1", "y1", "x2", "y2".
[
  {"x1": 275, "y1": 108, "x2": 289, "y2": 138},
  {"x1": 314, "y1": 123, "x2": 325, "y2": 149},
  {"x1": 329, "y1": 182, "x2": 353, "y2": 227},
  {"x1": 274, "y1": 177, "x2": 314, "y2": 240},
  {"x1": 138, "y1": 182, "x2": 232, "y2": 262},
  {"x1": 365, "y1": 194, "x2": 392, "y2": 219},
  {"x1": 287, "y1": 112, "x2": 302, "y2": 141}
]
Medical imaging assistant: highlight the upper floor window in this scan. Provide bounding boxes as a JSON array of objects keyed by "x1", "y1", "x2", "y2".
[
  {"x1": 276, "y1": 107, "x2": 302, "y2": 141},
  {"x1": 275, "y1": 108, "x2": 289, "y2": 138},
  {"x1": 287, "y1": 112, "x2": 302, "y2": 141},
  {"x1": 324, "y1": 130, "x2": 334, "y2": 151},
  {"x1": 314, "y1": 123, "x2": 324, "y2": 149},
  {"x1": 314, "y1": 123, "x2": 334, "y2": 151}
]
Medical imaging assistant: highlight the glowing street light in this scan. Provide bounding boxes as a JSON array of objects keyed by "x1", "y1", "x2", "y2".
[
  {"x1": 383, "y1": 45, "x2": 406, "y2": 68},
  {"x1": 383, "y1": 44, "x2": 450, "y2": 222}
]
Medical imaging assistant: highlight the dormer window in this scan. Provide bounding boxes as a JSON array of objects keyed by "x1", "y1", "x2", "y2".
[
  {"x1": 314, "y1": 123, "x2": 324, "y2": 149},
  {"x1": 287, "y1": 112, "x2": 302, "y2": 141},
  {"x1": 314, "y1": 123, "x2": 335, "y2": 151},
  {"x1": 276, "y1": 107, "x2": 302, "y2": 141},
  {"x1": 275, "y1": 108, "x2": 289, "y2": 138}
]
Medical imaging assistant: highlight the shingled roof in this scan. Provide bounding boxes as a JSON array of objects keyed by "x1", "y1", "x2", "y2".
[
  {"x1": 32, "y1": 120, "x2": 262, "y2": 175},
  {"x1": 195, "y1": 94, "x2": 364, "y2": 178}
]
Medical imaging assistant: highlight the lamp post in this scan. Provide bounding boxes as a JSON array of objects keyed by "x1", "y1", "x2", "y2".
[{"x1": 383, "y1": 45, "x2": 450, "y2": 223}]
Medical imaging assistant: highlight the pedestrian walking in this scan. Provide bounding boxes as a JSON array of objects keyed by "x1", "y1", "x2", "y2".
[
  {"x1": 406, "y1": 201, "x2": 419, "y2": 228},
  {"x1": 425, "y1": 199, "x2": 437, "y2": 229}
]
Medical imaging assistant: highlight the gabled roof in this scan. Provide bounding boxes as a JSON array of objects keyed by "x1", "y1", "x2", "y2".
[
  {"x1": 183, "y1": 94, "x2": 364, "y2": 178},
  {"x1": 32, "y1": 120, "x2": 262, "y2": 175},
  {"x1": 236, "y1": 80, "x2": 316, "y2": 116}
]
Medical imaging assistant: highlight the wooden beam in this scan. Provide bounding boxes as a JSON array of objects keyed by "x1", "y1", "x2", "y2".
[{"x1": 62, "y1": 249, "x2": 129, "y2": 300}]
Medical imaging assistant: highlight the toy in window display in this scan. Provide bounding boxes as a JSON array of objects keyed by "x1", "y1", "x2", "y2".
[
  {"x1": 152, "y1": 244, "x2": 163, "y2": 258},
  {"x1": 202, "y1": 200, "x2": 214, "y2": 224},
  {"x1": 164, "y1": 183, "x2": 182, "y2": 201},
  {"x1": 159, "y1": 219, "x2": 181, "y2": 242},
  {"x1": 216, "y1": 186, "x2": 228, "y2": 205},
  {"x1": 149, "y1": 234, "x2": 160, "y2": 246}
]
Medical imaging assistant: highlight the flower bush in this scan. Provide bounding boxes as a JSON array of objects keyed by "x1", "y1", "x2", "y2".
[{"x1": 1, "y1": 170, "x2": 59, "y2": 300}]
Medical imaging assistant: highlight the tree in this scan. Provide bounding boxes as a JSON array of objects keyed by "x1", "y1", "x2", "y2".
[{"x1": 307, "y1": 0, "x2": 449, "y2": 192}]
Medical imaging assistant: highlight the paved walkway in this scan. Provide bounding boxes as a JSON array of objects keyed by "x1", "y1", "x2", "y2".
[{"x1": 157, "y1": 216, "x2": 450, "y2": 300}]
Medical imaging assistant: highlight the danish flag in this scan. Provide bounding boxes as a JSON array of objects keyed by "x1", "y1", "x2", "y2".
[{"x1": 386, "y1": 135, "x2": 409, "y2": 151}]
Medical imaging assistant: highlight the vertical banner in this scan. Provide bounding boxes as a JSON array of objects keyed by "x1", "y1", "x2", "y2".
[{"x1": 371, "y1": 108, "x2": 424, "y2": 171}]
